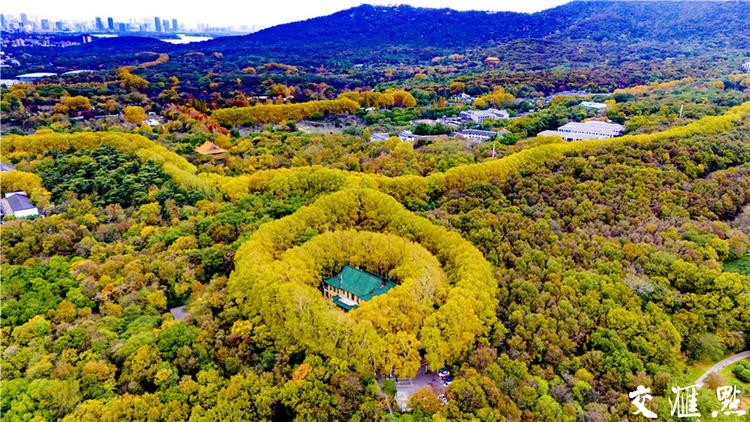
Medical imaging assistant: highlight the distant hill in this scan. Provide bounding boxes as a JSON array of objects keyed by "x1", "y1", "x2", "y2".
[
  {"x1": 194, "y1": 1, "x2": 750, "y2": 63},
  {"x1": 9, "y1": 1, "x2": 750, "y2": 72}
]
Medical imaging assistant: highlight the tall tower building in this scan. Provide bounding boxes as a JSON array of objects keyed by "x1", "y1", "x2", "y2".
[
  {"x1": 95, "y1": 17, "x2": 104, "y2": 31},
  {"x1": 172, "y1": 19, "x2": 178, "y2": 32},
  {"x1": 0, "y1": 14, "x2": 6, "y2": 30},
  {"x1": 20, "y1": 13, "x2": 29, "y2": 27},
  {"x1": 154, "y1": 17, "x2": 162, "y2": 32},
  {"x1": 162, "y1": 19, "x2": 169, "y2": 31},
  {"x1": 107, "y1": 17, "x2": 114, "y2": 30},
  {"x1": 41, "y1": 19, "x2": 50, "y2": 30}
]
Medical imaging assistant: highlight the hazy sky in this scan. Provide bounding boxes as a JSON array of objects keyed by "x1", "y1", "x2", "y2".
[{"x1": 4, "y1": 0, "x2": 571, "y2": 28}]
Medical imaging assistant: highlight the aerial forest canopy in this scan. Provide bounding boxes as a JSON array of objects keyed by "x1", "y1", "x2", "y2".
[
  {"x1": 3, "y1": 0, "x2": 750, "y2": 419},
  {"x1": 3, "y1": 67, "x2": 750, "y2": 419}
]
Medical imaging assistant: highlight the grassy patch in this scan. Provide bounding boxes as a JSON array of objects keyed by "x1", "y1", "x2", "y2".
[
  {"x1": 718, "y1": 358, "x2": 750, "y2": 390},
  {"x1": 724, "y1": 254, "x2": 750, "y2": 276}
]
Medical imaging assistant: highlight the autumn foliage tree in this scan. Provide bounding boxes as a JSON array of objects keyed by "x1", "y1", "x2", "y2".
[{"x1": 123, "y1": 106, "x2": 146, "y2": 125}]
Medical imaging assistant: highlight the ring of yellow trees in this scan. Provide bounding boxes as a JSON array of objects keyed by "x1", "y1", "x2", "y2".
[{"x1": 229, "y1": 188, "x2": 498, "y2": 377}]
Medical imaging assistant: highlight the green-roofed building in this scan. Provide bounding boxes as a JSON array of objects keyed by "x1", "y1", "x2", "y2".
[{"x1": 322, "y1": 265, "x2": 397, "y2": 310}]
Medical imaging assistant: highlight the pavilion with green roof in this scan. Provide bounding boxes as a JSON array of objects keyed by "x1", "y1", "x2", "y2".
[{"x1": 322, "y1": 265, "x2": 397, "y2": 310}]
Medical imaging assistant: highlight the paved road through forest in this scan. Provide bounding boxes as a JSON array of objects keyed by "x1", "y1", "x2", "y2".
[{"x1": 695, "y1": 351, "x2": 750, "y2": 387}]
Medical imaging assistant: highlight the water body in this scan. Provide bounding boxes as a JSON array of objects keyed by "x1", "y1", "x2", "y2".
[{"x1": 163, "y1": 34, "x2": 213, "y2": 44}]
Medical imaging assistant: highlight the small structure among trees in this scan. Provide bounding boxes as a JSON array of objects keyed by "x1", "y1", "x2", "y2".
[
  {"x1": 322, "y1": 265, "x2": 396, "y2": 310},
  {"x1": 195, "y1": 141, "x2": 227, "y2": 157}
]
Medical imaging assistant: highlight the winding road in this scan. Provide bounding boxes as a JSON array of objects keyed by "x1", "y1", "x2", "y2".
[{"x1": 695, "y1": 351, "x2": 750, "y2": 387}]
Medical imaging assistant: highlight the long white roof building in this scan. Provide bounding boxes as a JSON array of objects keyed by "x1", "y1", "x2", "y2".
[{"x1": 539, "y1": 120, "x2": 624, "y2": 141}]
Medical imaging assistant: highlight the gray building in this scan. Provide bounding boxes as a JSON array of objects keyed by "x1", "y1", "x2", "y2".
[
  {"x1": 0, "y1": 192, "x2": 40, "y2": 219},
  {"x1": 154, "y1": 17, "x2": 162, "y2": 32}
]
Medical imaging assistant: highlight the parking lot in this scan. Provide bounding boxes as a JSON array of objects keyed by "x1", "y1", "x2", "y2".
[{"x1": 382, "y1": 363, "x2": 450, "y2": 410}]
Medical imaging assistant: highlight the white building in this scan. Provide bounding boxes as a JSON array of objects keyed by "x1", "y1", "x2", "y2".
[
  {"x1": 580, "y1": 101, "x2": 608, "y2": 110},
  {"x1": 743, "y1": 61, "x2": 750, "y2": 73},
  {"x1": 0, "y1": 191, "x2": 40, "y2": 218},
  {"x1": 398, "y1": 130, "x2": 419, "y2": 142},
  {"x1": 460, "y1": 108, "x2": 510, "y2": 124},
  {"x1": 410, "y1": 119, "x2": 436, "y2": 125},
  {"x1": 16, "y1": 72, "x2": 57, "y2": 83},
  {"x1": 370, "y1": 132, "x2": 390, "y2": 141},
  {"x1": 538, "y1": 120, "x2": 624, "y2": 141},
  {"x1": 436, "y1": 117, "x2": 461, "y2": 127},
  {"x1": 452, "y1": 93, "x2": 476, "y2": 102},
  {"x1": 0, "y1": 79, "x2": 22, "y2": 86},
  {"x1": 61, "y1": 70, "x2": 96, "y2": 76},
  {"x1": 451, "y1": 129, "x2": 508, "y2": 142}
]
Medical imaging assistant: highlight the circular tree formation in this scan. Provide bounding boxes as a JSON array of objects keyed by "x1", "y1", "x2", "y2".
[{"x1": 229, "y1": 188, "x2": 498, "y2": 377}]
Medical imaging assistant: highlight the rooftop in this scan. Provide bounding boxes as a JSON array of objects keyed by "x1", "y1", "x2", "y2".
[
  {"x1": 195, "y1": 141, "x2": 227, "y2": 156},
  {"x1": 61, "y1": 70, "x2": 96, "y2": 75},
  {"x1": 580, "y1": 101, "x2": 608, "y2": 109},
  {"x1": 169, "y1": 306, "x2": 186, "y2": 321},
  {"x1": 323, "y1": 265, "x2": 397, "y2": 302},
  {"x1": 558, "y1": 120, "x2": 624, "y2": 135},
  {"x1": 5, "y1": 192, "x2": 37, "y2": 212},
  {"x1": 458, "y1": 129, "x2": 506, "y2": 136},
  {"x1": 17, "y1": 72, "x2": 58, "y2": 78}
]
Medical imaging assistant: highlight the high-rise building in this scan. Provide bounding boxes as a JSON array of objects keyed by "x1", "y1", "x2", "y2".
[
  {"x1": 20, "y1": 13, "x2": 28, "y2": 27},
  {"x1": 172, "y1": 19, "x2": 178, "y2": 32},
  {"x1": 95, "y1": 17, "x2": 104, "y2": 31},
  {"x1": 107, "y1": 17, "x2": 114, "y2": 30},
  {"x1": 55, "y1": 21, "x2": 64, "y2": 31},
  {"x1": 154, "y1": 17, "x2": 162, "y2": 32},
  {"x1": 41, "y1": 19, "x2": 50, "y2": 30},
  {"x1": 0, "y1": 14, "x2": 6, "y2": 30},
  {"x1": 118, "y1": 22, "x2": 129, "y2": 32},
  {"x1": 162, "y1": 19, "x2": 169, "y2": 31}
]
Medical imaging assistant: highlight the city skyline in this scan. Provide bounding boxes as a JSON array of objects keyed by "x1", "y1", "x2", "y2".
[
  {"x1": 0, "y1": 13, "x2": 260, "y2": 34},
  {"x1": 2, "y1": 0, "x2": 570, "y2": 30}
]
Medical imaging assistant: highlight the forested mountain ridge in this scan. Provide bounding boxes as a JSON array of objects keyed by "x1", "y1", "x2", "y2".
[
  {"x1": 201, "y1": 1, "x2": 750, "y2": 54},
  {"x1": 10, "y1": 1, "x2": 750, "y2": 71}
]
